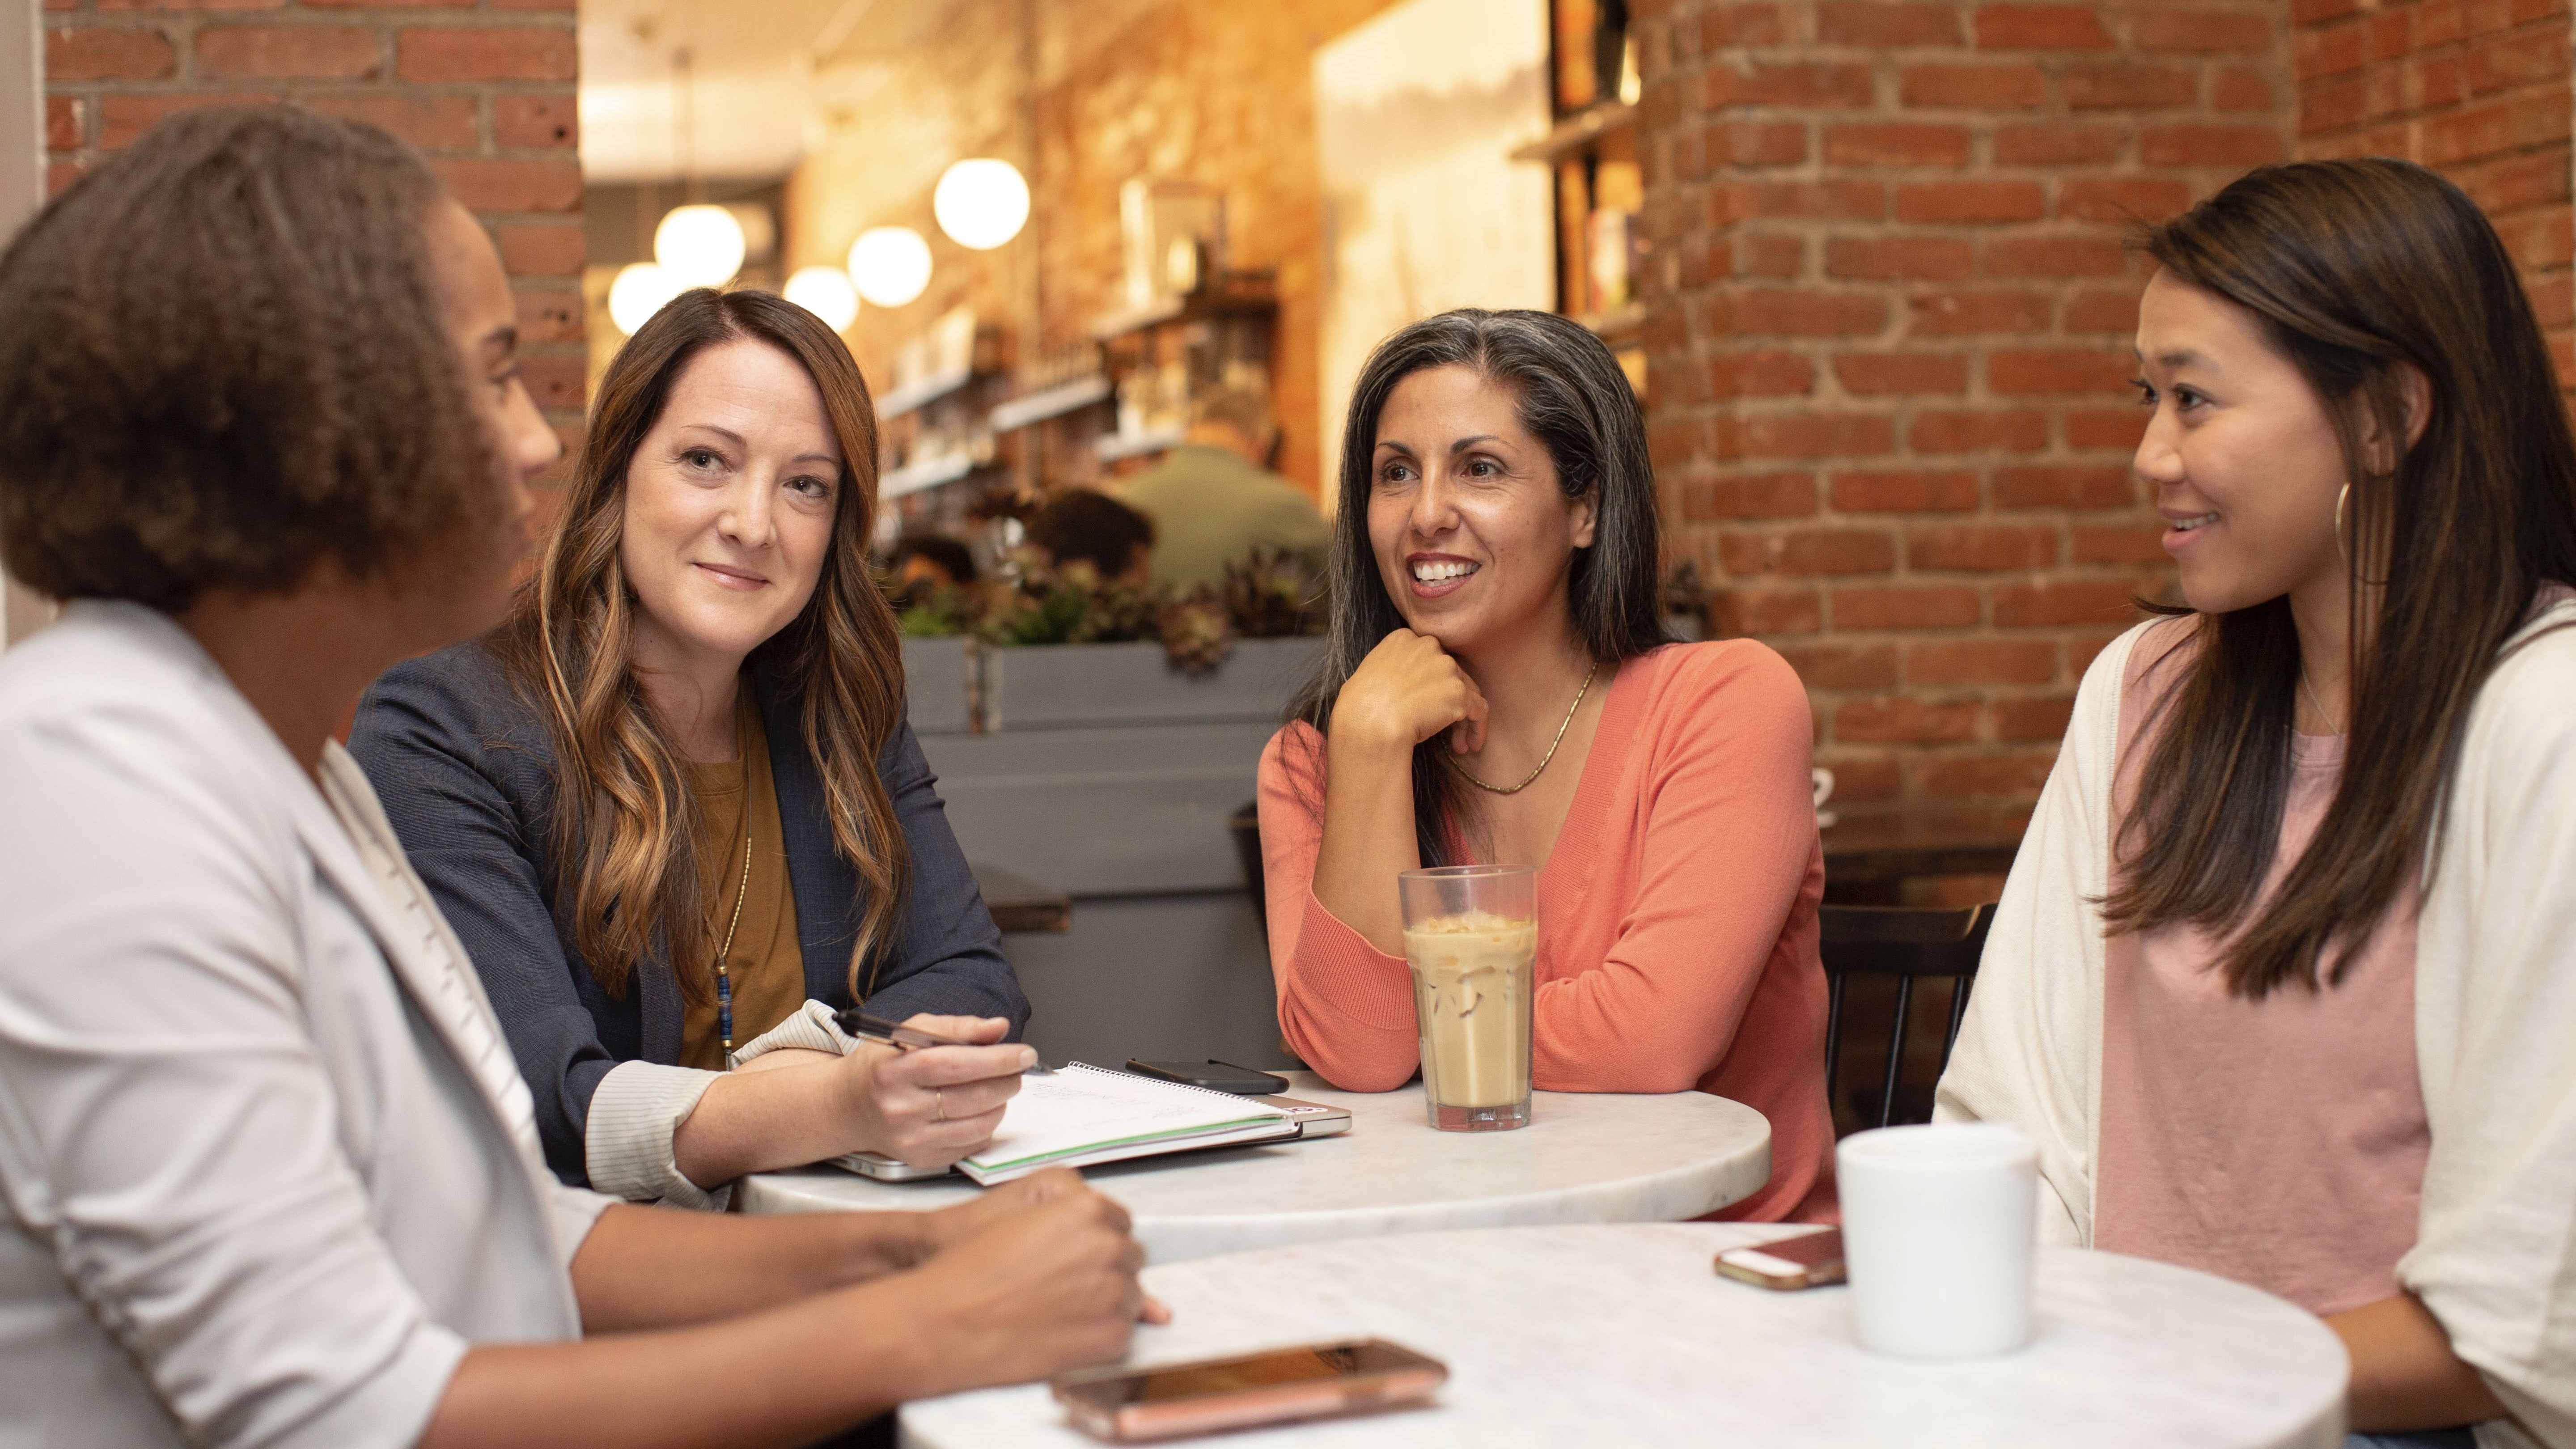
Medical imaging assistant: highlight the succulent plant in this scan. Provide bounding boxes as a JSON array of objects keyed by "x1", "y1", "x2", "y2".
[
  {"x1": 1220, "y1": 548, "x2": 1324, "y2": 639},
  {"x1": 885, "y1": 539, "x2": 1314, "y2": 667},
  {"x1": 1157, "y1": 590, "x2": 1236, "y2": 676}
]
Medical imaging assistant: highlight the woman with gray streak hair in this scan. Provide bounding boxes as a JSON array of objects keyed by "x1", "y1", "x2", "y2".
[{"x1": 1257, "y1": 309, "x2": 1837, "y2": 1222}]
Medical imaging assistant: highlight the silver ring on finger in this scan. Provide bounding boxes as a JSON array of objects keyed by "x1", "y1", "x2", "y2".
[{"x1": 935, "y1": 1086, "x2": 946, "y2": 1123}]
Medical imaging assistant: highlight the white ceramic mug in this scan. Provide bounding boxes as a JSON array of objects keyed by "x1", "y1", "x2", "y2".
[{"x1": 1837, "y1": 1122, "x2": 2038, "y2": 1359}]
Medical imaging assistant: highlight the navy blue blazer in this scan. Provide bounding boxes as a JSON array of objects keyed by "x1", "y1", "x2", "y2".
[{"x1": 349, "y1": 640, "x2": 1029, "y2": 1188}]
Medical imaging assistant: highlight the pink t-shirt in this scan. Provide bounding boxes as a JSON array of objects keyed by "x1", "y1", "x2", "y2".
[{"x1": 2093, "y1": 620, "x2": 2429, "y2": 1316}]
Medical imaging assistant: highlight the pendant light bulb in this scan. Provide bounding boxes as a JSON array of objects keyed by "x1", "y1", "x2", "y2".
[
  {"x1": 932, "y1": 158, "x2": 1031, "y2": 251},
  {"x1": 608, "y1": 262, "x2": 686, "y2": 336},
  {"x1": 846, "y1": 226, "x2": 933, "y2": 308},
  {"x1": 653, "y1": 203, "x2": 747, "y2": 288},
  {"x1": 783, "y1": 265, "x2": 861, "y2": 333}
]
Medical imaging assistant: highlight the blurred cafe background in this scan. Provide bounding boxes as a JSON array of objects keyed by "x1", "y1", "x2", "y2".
[{"x1": 13, "y1": 0, "x2": 2572, "y2": 1124}]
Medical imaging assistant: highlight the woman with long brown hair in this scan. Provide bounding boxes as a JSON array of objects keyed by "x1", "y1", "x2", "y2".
[
  {"x1": 352, "y1": 288, "x2": 1031, "y2": 1208},
  {"x1": 1937, "y1": 159, "x2": 2576, "y2": 1447}
]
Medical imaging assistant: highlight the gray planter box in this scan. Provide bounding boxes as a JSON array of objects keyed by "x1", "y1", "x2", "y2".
[
  {"x1": 898, "y1": 636, "x2": 974, "y2": 735},
  {"x1": 982, "y1": 636, "x2": 1323, "y2": 731},
  {"x1": 913, "y1": 636, "x2": 1325, "y2": 1070},
  {"x1": 922, "y1": 722, "x2": 1285, "y2": 897}
]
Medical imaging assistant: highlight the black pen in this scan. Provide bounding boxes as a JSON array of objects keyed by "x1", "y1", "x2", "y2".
[{"x1": 833, "y1": 1008, "x2": 1055, "y2": 1075}]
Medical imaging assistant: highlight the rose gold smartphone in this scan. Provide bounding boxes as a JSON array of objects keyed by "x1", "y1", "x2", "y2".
[
  {"x1": 1714, "y1": 1227, "x2": 1846, "y2": 1290},
  {"x1": 1050, "y1": 1338, "x2": 1448, "y2": 1442}
]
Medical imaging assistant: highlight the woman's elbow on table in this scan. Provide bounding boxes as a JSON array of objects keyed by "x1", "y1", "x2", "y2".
[{"x1": 1278, "y1": 1013, "x2": 1416, "y2": 1093}]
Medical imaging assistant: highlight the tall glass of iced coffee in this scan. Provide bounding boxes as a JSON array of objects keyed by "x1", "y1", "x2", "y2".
[{"x1": 1398, "y1": 864, "x2": 1538, "y2": 1132}]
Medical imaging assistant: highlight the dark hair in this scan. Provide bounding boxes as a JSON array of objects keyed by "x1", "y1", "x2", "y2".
[
  {"x1": 888, "y1": 532, "x2": 978, "y2": 586},
  {"x1": 1290, "y1": 308, "x2": 1667, "y2": 867},
  {"x1": 488, "y1": 288, "x2": 909, "y2": 1005},
  {"x1": 0, "y1": 106, "x2": 495, "y2": 611},
  {"x1": 2105, "y1": 158, "x2": 2576, "y2": 997},
  {"x1": 1027, "y1": 490, "x2": 1156, "y2": 577}
]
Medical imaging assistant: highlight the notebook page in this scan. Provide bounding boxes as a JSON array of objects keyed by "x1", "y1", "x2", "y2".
[{"x1": 964, "y1": 1063, "x2": 1288, "y2": 1176}]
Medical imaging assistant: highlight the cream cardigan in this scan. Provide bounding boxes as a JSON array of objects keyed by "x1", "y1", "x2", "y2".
[{"x1": 1936, "y1": 597, "x2": 2576, "y2": 1449}]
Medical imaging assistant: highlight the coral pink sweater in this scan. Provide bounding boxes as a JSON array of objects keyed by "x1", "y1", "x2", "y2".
[{"x1": 1257, "y1": 641, "x2": 1836, "y2": 1222}]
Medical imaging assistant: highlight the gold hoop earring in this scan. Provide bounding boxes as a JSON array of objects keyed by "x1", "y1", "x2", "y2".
[{"x1": 2335, "y1": 483, "x2": 2350, "y2": 562}]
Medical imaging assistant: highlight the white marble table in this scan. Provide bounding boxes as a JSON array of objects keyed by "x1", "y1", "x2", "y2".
[
  {"x1": 899, "y1": 1224, "x2": 2349, "y2": 1449},
  {"x1": 738, "y1": 1072, "x2": 1771, "y2": 1264}
]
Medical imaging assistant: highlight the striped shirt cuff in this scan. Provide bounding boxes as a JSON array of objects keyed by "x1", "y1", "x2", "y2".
[
  {"x1": 726, "y1": 999, "x2": 857, "y2": 1068},
  {"x1": 583, "y1": 1059, "x2": 730, "y2": 1211}
]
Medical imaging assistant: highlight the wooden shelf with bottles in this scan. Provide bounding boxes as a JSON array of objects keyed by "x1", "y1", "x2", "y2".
[
  {"x1": 1085, "y1": 268, "x2": 1278, "y2": 476},
  {"x1": 1537, "y1": 0, "x2": 1645, "y2": 395},
  {"x1": 877, "y1": 304, "x2": 1011, "y2": 534}
]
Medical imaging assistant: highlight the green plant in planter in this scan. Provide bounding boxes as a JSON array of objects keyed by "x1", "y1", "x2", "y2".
[
  {"x1": 1221, "y1": 548, "x2": 1325, "y2": 639},
  {"x1": 971, "y1": 549, "x2": 1157, "y2": 648},
  {"x1": 892, "y1": 584, "x2": 974, "y2": 638},
  {"x1": 883, "y1": 541, "x2": 1323, "y2": 672},
  {"x1": 1157, "y1": 590, "x2": 1234, "y2": 676}
]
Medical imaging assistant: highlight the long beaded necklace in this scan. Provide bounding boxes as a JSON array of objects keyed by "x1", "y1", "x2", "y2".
[
  {"x1": 712, "y1": 790, "x2": 754, "y2": 1058},
  {"x1": 1458, "y1": 659, "x2": 1602, "y2": 795}
]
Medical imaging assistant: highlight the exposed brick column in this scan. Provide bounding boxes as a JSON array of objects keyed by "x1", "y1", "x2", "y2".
[
  {"x1": 2293, "y1": 0, "x2": 2575, "y2": 386},
  {"x1": 41, "y1": 0, "x2": 588, "y2": 469},
  {"x1": 1628, "y1": 0, "x2": 2289, "y2": 854}
]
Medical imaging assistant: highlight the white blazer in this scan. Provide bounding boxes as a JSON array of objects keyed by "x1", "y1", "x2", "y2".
[
  {"x1": 1937, "y1": 597, "x2": 2576, "y2": 1449},
  {"x1": 0, "y1": 603, "x2": 614, "y2": 1449}
]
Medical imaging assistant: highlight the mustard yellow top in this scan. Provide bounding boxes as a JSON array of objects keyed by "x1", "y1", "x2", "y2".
[{"x1": 679, "y1": 694, "x2": 806, "y2": 1071}]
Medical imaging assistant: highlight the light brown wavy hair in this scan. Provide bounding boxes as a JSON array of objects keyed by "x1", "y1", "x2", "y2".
[{"x1": 490, "y1": 288, "x2": 910, "y2": 1004}]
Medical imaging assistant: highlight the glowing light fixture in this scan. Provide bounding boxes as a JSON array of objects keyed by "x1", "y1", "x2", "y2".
[
  {"x1": 653, "y1": 203, "x2": 747, "y2": 288},
  {"x1": 846, "y1": 226, "x2": 932, "y2": 308},
  {"x1": 783, "y1": 265, "x2": 861, "y2": 332},
  {"x1": 932, "y1": 158, "x2": 1031, "y2": 250},
  {"x1": 608, "y1": 262, "x2": 686, "y2": 336}
]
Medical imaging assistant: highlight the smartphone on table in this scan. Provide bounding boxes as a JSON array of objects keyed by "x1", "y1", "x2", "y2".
[
  {"x1": 1124, "y1": 1059, "x2": 1289, "y2": 1094},
  {"x1": 1713, "y1": 1227, "x2": 1846, "y2": 1290},
  {"x1": 1051, "y1": 1338, "x2": 1447, "y2": 1442}
]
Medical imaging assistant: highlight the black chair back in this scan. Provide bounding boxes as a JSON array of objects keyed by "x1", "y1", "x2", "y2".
[
  {"x1": 1228, "y1": 802, "x2": 1266, "y2": 931},
  {"x1": 1818, "y1": 902, "x2": 1993, "y2": 1133}
]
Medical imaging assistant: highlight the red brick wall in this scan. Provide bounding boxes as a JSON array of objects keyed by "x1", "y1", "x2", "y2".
[
  {"x1": 2292, "y1": 0, "x2": 2574, "y2": 384},
  {"x1": 41, "y1": 0, "x2": 587, "y2": 461},
  {"x1": 1628, "y1": 0, "x2": 2290, "y2": 854}
]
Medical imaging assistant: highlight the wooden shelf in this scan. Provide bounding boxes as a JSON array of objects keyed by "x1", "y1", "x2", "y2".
[
  {"x1": 1511, "y1": 101, "x2": 1636, "y2": 162},
  {"x1": 877, "y1": 366, "x2": 984, "y2": 420},
  {"x1": 880, "y1": 453, "x2": 978, "y2": 498},
  {"x1": 989, "y1": 374, "x2": 1112, "y2": 433},
  {"x1": 1089, "y1": 277, "x2": 1279, "y2": 343},
  {"x1": 1093, "y1": 428, "x2": 1185, "y2": 463},
  {"x1": 1576, "y1": 301, "x2": 1648, "y2": 341}
]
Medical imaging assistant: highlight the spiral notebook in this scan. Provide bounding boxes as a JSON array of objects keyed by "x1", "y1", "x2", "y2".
[{"x1": 954, "y1": 1062, "x2": 1301, "y2": 1185}]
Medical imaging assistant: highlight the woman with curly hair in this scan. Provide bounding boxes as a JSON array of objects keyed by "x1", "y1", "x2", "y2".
[{"x1": 0, "y1": 106, "x2": 1145, "y2": 1449}]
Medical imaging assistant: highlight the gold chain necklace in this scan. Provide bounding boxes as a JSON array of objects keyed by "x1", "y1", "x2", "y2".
[
  {"x1": 1458, "y1": 659, "x2": 1601, "y2": 795},
  {"x1": 713, "y1": 794, "x2": 753, "y2": 1057}
]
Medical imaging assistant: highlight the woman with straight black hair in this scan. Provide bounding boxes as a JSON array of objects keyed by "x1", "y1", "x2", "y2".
[
  {"x1": 1939, "y1": 159, "x2": 2576, "y2": 1447},
  {"x1": 1256, "y1": 308, "x2": 1835, "y2": 1221}
]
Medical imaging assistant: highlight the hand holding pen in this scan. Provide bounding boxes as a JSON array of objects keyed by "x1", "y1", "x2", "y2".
[
  {"x1": 827, "y1": 1011, "x2": 1041, "y2": 1168},
  {"x1": 836, "y1": 1008, "x2": 1055, "y2": 1073}
]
